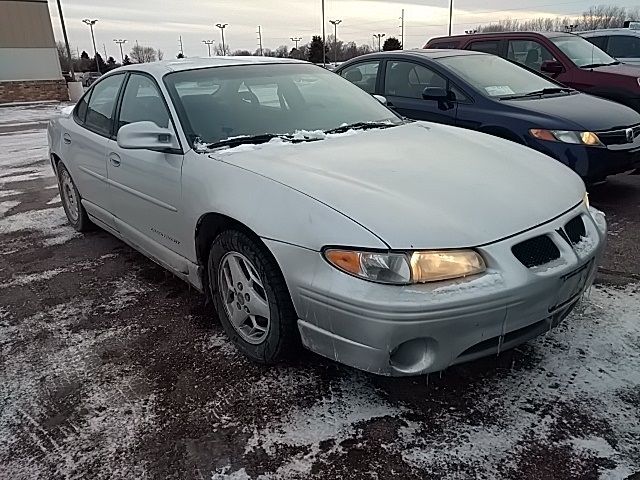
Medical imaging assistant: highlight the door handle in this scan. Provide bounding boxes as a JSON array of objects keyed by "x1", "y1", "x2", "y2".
[
  {"x1": 109, "y1": 153, "x2": 121, "y2": 167},
  {"x1": 63, "y1": 133, "x2": 72, "y2": 145}
]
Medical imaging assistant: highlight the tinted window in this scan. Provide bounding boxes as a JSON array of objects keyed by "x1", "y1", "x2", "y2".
[
  {"x1": 74, "y1": 92, "x2": 89, "y2": 123},
  {"x1": 340, "y1": 61, "x2": 379, "y2": 94},
  {"x1": 607, "y1": 35, "x2": 640, "y2": 58},
  {"x1": 431, "y1": 41, "x2": 459, "y2": 49},
  {"x1": 118, "y1": 73, "x2": 170, "y2": 131},
  {"x1": 84, "y1": 74, "x2": 124, "y2": 136},
  {"x1": 549, "y1": 35, "x2": 616, "y2": 67},
  {"x1": 507, "y1": 40, "x2": 557, "y2": 72},
  {"x1": 436, "y1": 54, "x2": 562, "y2": 98},
  {"x1": 385, "y1": 61, "x2": 446, "y2": 98},
  {"x1": 469, "y1": 40, "x2": 500, "y2": 55},
  {"x1": 164, "y1": 63, "x2": 401, "y2": 145},
  {"x1": 585, "y1": 35, "x2": 608, "y2": 50}
]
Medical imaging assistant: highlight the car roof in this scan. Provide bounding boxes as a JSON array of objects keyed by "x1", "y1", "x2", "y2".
[
  {"x1": 429, "y1": 31, "x2": 574, "y2": 42},
  {"x1": 114, "y1": 56, "x2": 308, "y2": 77},
  {"x1": 340, "y1": 49, "x2": 488, "y2": 62},
  {"x1": 578, "y1": 28, "x2": 640, "y2": 37}
]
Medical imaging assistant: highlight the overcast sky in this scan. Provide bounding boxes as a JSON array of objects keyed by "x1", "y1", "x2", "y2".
[{"x1": 48, "y1": 0, "x2": 635, "y2": 60}]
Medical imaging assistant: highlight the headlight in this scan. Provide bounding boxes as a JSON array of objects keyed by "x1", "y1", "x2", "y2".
[
  {"x1": 324, "y1": 248, "x2": 486, "y2": 284},
  {"x1": 530, "y1": 129, "x2": 603, "y2": 146},
  {"x1": 637, "y1": 78, "x2": 640, "y2": 88}
]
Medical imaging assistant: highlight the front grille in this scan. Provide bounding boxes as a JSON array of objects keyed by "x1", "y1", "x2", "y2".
[
  {"x1": 596, "y1": 125, "x2": 640, "y2": 146},
  {"x1": 512, "y1": 235, "x2": 560, "y2": 268},
  {"x1": 564, "y1": 215, "x2": 586, "y2": 245}
]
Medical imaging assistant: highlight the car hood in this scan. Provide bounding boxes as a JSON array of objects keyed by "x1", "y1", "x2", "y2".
[
  {"x1": 212, "y1": 122, "x2": 585, "y2": 249},
  {"x1": 591, "y1": 62, "x2": 640, "y2": 76},
  {"x1": 502, "y1": 92, "x2": 640, "y2": 130}
]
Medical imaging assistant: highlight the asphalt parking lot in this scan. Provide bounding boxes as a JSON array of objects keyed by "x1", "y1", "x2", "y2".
[{"x1": 1, "y1": 104, "x2": 639, "y2": 480}]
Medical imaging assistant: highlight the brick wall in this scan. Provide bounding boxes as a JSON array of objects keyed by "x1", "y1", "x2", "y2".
[{"x1": 0, "y1": 79, "x2": 69, "y2": 103}]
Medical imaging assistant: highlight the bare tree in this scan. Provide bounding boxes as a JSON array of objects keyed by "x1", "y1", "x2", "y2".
[
  {"x1": 232, "y1": 49, "x2": 252, "y2": 56},
  {"x1": 214, "y1": 43, "x2": 230, "y2": 56},
  {"x1": 130, "y1": 45, "x2": 157, "y2": 63},
  {"x1": 274, "y1": 45, "x2": 289, "y2": 58},
  {"x1": 157, "y1": 49, "x2": 164, "y2": 61}
]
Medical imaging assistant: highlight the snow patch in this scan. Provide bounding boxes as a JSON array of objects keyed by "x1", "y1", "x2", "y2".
[
  {"x1": 432, "y1": 270, "x2": 504, "y2": 294},
  {"x1": 0, "y1": 207, "x2": 79, "y2": 246},
  {"x1": 0, "y1": 200, "x2": 20, "y2": 217},
  {"x1": 46, "y1": 194, "x2": 61, "y2": 205}
]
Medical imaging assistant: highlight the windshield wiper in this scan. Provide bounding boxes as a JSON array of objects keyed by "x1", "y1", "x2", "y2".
[
  {"x1": 324, "y1": 121, "x2": 396, "y2": 134},
  {"x1": 581, "y1": 61, "x2": 620, "y2": 69},
  {"x1": 500, "y1": 87, "x2": 573, "y2": 100},
  {"x1": 196, "y1": 133, "x2": 321, "y2": 152}
]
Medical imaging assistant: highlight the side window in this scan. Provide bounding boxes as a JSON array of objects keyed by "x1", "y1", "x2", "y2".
[
  {"x1": 340, "y1": 61, "x2": 379, "y2": 94},
  {"x1": 431, "y1": 41, "x2": 459, "y2": 49},
  {"x1": 586, "y1": 35, "x2": 608, "y2": 51},
  {"x1": 84, "y1": 74, "x2": 125, "y2": 137},
  {"x1": 608, "y1": 35, "x2": 640, "y2": 58},
  {"x1": 74, "y1": 92, "x2": 89, "y2": 124},
  {"x1": 507, "y1": 40, "x2": 557, "y2": 72},
  {"x1": 118, "y1": 74, "x2": 170, "y2": 131},
  {"x1": 385, "y1": 61, "x2": 447, "y2": 99},
  {"x1": 469, "y1": 40, "x2": 500, "y2": 55}
]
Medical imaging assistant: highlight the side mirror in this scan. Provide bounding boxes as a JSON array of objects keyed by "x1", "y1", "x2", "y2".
[
  {"x1": 372, "y1": 94, "x2": 387, "y2": 105},
  {"x1": 422, "y1": 87, "x2": 450, "y2": 101},
  {"x1": 117, "y1": 121, "x2": 180, "y2": 153},
  {"x1": 540, "y1": 60, "x2": 565, "y2": 74}
]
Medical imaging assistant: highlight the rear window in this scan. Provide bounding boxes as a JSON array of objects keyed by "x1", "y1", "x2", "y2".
[{"x1": 468, "y1": 40, "x2": 501, "y2": 55}]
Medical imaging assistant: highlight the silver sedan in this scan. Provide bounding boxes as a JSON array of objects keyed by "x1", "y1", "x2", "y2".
[{"x1": 48, "y1": 57, "x2": 606, "y2": 376}]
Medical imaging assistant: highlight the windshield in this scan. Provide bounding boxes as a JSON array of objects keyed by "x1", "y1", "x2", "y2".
[
  {"x1": 435, "y1": 54, "x2": 562, "y2": 98},
  {"x1": 163, "y1": 63, "x2": 401, "y2": 146},
  {"x1": 549, "y1": 35, "x2": 617, "y2": 67}
]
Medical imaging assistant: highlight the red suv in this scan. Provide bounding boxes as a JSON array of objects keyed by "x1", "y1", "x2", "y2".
[{"x1": 426, "y1": 31, "x2": 640, "y2": 111}]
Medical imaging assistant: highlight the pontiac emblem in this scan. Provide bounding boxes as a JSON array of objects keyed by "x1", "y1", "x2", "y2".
[{"x1": 626, "y1": 128, "x2": 634, "y2": 143}]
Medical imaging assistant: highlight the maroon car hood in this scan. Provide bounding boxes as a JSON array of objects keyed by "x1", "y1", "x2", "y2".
[{"x1": 591, "y1": 63, "x2": 640, "y2": 77}]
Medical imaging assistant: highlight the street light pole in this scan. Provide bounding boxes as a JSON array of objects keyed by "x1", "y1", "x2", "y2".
[
  {"x1": 290, "y1": 37, "x2": 302, "y2": 49},
  {"x1": 82, "y1": 19, "x2": 100, "y2": 73},
  {"x1": 216, "y1": 23, "x2": 228, "y2": 56},
  {"x1": 321, "y1": 0, "x2": 326, "y2": 66},
  {"x1": 56, "y1": 0, "x2": 75, "y2": 81},
  {"x1": 114, "y1": 39, "x2": 127, "y2": 63},
  {"x1": 373, "y1": 33, "x2": 385, "y2": 52},
  {"x1": 202, "y1": 40, "x2": 214, "y2": 57},
  {"x1": 329, "y1": 19, "x2": 341, "y2": 64},
  {"x1": 257, "y1": 25, "x2": 263, "y2": 56},
  {"x1": 448, "y1": 0, "x2": 453, "y2": 36}
]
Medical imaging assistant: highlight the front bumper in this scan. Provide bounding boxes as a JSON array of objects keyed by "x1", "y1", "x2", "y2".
[
  {"x1": 265, "y1": 203, "x2": 607, "y2": 376},
  {"x1": 530, "y1": 138, "x2": 640, "y2": 181}
]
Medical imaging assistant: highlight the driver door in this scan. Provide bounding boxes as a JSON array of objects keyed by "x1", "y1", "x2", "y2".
[
  {"x1": 382, "y1": 60, "x2": 458, "y2": 125},
  {"x1": 106, "y1": 72, "x2": 187, "y2": 257}
]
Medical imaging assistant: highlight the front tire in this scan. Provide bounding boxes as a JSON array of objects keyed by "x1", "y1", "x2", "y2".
[
  {"x1": 57, "y1": 162, "x2": 92, "y2": 232},
  {"x1": 208, "y1": 230, "x2": 299, "y2": 364}
]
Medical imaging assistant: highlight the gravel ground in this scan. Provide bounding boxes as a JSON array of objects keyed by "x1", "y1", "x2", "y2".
[{"x1": 1, "y1": 104, "x2": 639, "y2": 480}]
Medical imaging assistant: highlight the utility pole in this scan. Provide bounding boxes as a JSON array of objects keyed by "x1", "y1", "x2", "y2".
[
  {"x1": 82, "y1": 18, "x2": 100, "y2": 73},
  {"x1": 103, "y1": 43, "x2": 107, "y2": 60},
  {"x1": 373, "y1": 33, "x2": 385, "y2": 52},
  {"x1": 56, "y1": 0, "x2": 75, "y2": 81},
  {"x1": 329, "y1": 19, "x2": 341, "y2": 64},
  {"x1": 202, "y1": 40, "x2": 214, "y2": 57},
  {"x1": 321, "y1": 0, "x2": 326, "y2": 66},
  {"x1": 257, "y1": 25, "x2": 263, "y2": 56},
  {"x1": 400, "y1": 9, "x2": 405, "y2": 48},
  {"x1": 179, "y1": 35, "x2": 184, "y2": 56},
  {"x1": 114, "y1": 39, "x2": 127, "y2": 62},
  {"x1": 290, "y1": 37, "x2": 302, "y2": 49},
  {"x1": 216, "y1": 23, "x2": 228, "y2": 56},
  {"x1": 448, "y1": 0, "x2": 453, "y2": 36}
]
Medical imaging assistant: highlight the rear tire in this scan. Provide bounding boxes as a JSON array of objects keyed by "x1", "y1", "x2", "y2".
[
  {"x1": 207, "y1": 230, "x2": 299, "y2": 364},
  {"x1": 57, "y1": 162, "x2": 92, "y2": 232}
]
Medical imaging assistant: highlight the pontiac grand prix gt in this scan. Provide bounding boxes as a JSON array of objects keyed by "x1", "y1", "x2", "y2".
[{"x1": 48, "y1": 57, "x2": 606, "y2": 376}]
